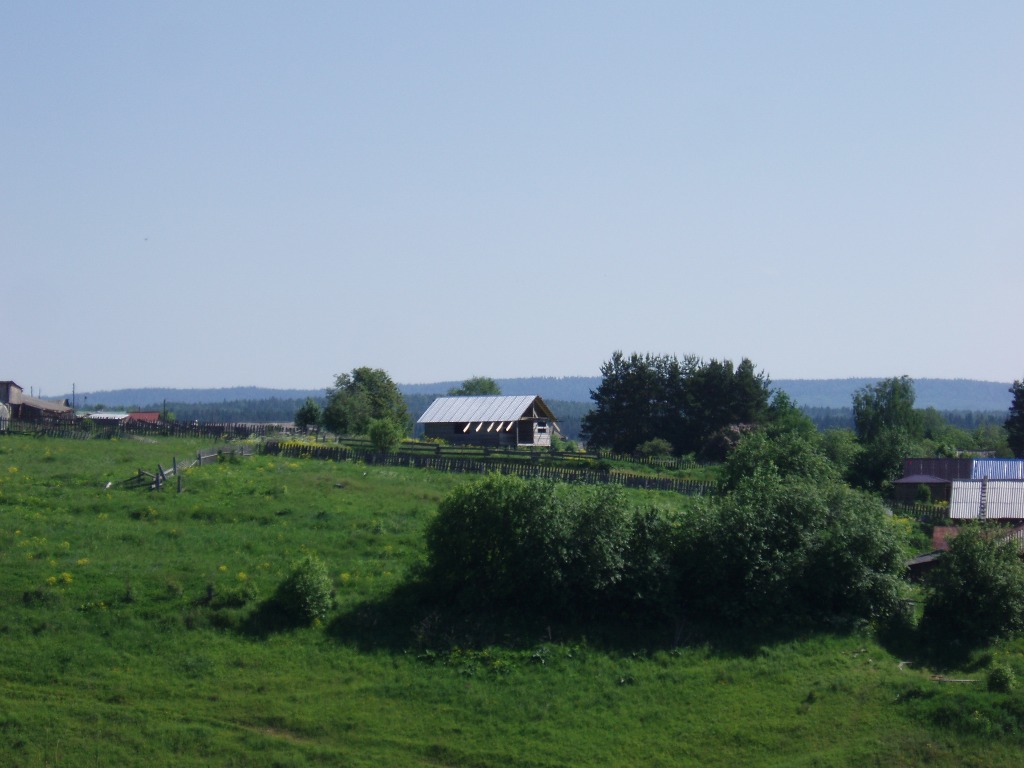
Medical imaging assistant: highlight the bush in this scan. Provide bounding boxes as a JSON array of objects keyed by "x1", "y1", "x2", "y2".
[
  {"x1": 276, "y1": 555, "x2": 333, "y2": 623},
  {"x1": 677, "y1": 469, "x2": 907, "y2": 626},
  {"x1": 368, "y1": 417, "x2": 404, "y2": 454},
  {"x1": 425, "y1": 475, "x2": 638, "y2": 616},
  {"x1": 988, "y1": 663, "x2": 1016, "y2": 693},
  {"x1": 635, "y1": 438, "x2": 673, "y2": 459}
]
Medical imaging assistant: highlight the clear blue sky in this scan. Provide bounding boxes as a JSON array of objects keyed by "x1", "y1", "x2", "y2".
[{"x1": 3, "y1": 2, "x2": 1022, "y2": 396}]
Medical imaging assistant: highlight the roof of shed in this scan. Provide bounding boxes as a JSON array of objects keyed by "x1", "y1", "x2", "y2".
[
  {"x1": 417, "y1": 395, "x2": 556, "y2": 425},
  {"x1": 20, "y1": 395, "x2": 73, "y2": 413},
  {"x1": 972, "y1": 459, "x2": 1024, "y2": 481},
  {"x1": 894, "y1": 474, "x2": 950, "y2": 485}
]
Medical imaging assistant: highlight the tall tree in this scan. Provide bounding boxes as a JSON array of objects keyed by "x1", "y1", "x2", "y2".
[
  {"x1": 448, "y1": 376, "x2": 501, "y2": 396},
  {"x1": 1006, "y1": 379, "x2": 1024, "y2": 458},
  {"x1": 293, "y1": 398, "x2": 322, "y2": 431},
  {"x1": 852, "y1": 376, "x2": 920, "y2": 443},
  {"x1": 850, "y1": 376, "x2": 919, "y2": 490},
  {"x1": 322, "y1": 367, "x2": 408, "y2": 437},
  {"x1": 581, "y1": 351, "x2": 770, "y2": 456},
  {"x1": 581, "y1": 352, "x2": 690, "y2": 454}
]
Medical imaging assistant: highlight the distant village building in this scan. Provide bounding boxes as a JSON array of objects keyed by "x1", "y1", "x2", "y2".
[
  {"x1": 899, "y1": 458, "x2": 1024, "y2": 520},
  {"x1": 0, "y1": 381, "x2": 73, "y2": 421},
  {"x1": 417, "y1": 395, "x2": 558, "y2": 448}
]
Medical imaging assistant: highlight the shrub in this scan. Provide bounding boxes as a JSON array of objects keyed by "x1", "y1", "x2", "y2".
[
  {"x1": 368, "y1": 417, "x2": 404, "y2": 454},
  {"x1": 425, "y1": 475, "x2": 635, "y2": 616},
  {"x1": 988, "y1": 663, "x2": 1016, "y2": 693},
  {"x1": 277, "y1": 555, "x2": 333, "y2": 623},
  {"x1": 677, "y1": 469, "x2": 907, "y2": 626},
  {"x1": 635, "y1": 438, "x2": 673, "y2": 459}
]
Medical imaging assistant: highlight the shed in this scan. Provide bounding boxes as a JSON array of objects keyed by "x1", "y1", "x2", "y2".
[
  {"x1": 949, "y1": 480, "x2": 1024, "y2": 520},
  {"x1": 417, "y1": 395, "x2": 558, "y2": 448},
  {"x1": 0, "y1": 381, "x2": 73, "y2": 421},
  {"x1": 84, "y1": 412, "x2": 131, "y2": 425},
  {"x1": 902, "y1": 458, "x2": 974, "y2": 481},
  {"x1": 893, "y1": 474, "x2": 952, "y2": 504}
]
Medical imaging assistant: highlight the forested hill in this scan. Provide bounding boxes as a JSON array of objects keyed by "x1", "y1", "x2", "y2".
[
  {"x1": 67, "y1": 377, "x2": 1013, "y2": 411},
  {"x1": 403, "y1": 377, "x2": 1014, "y2": 411}
]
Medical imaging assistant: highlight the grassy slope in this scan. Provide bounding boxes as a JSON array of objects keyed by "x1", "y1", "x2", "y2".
[{"x1": 1, "y1": 436, "x2": 1023, "y2": 767}]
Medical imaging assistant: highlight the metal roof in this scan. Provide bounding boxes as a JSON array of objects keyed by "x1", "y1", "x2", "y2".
[
  {"x1": 417, "y1": 395, "x2": 556, "y2": 425},
  {"x1": 85, "y1": 412, "x2": 130, "y2": 421},
  {"x1": 950, "y1": 480, "x2": 1024, "y2": 519},
  {"x1": 971, "y1": 459, "x2": 1024, "y2": 481}
]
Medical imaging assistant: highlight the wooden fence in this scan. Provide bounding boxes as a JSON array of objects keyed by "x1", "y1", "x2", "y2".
[
  {"x1": 890, "y1": 502, "x2": 950, "y2": 523},
  {"x1": 263, "y1": 441, "x2": 716, "y2": 497},
  {"x1": 120, "y1": 444, "x2": 257, "y2": 491}
]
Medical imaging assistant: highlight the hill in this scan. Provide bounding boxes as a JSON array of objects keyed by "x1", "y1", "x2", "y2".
[
  {"x1": 4, "y1": 435, "x2": 1024, "y2": 766},
  {"x1": 66, "y1": 377, "x2": 1014, "y2": 412}
]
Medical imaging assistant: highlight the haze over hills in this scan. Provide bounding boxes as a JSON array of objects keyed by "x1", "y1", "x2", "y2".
[{"x1": 61, "y1": 377, "x2": 1014, "y2": 412}]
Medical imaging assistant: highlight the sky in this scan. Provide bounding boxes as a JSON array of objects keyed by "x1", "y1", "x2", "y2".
[{"x1": 3, "y1": 2, "x2": 1022, "y2": 396}]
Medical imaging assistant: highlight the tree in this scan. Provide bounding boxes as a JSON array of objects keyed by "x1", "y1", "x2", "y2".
[
  {"x1": 1006, "y1": 379, "x2": 1024, "y2": 458},
  {"x1": 852, "y1": 376, "x2": 920, "y2": 444},
  {"x1": 850, "y1": 377, "x2": 919, "y2": 491},
  {"x1": 581, "y1": 351, "x2": 771, "y2": 457},
  {"x1": 322, "y1": 367, "x2": 408, "y2": 437},
  {"x1": 922, "y1": 525, "x2": 1024, "y2": 646},
  {"x1": 294, "y1": 398, "x2": 322, "y2": 431},
  {"x1": 448, "y1": 376, "x2": 501, "y2": 396},
  {"x1": 582, "y1": 352, "x2": 686, "y2": 454}
]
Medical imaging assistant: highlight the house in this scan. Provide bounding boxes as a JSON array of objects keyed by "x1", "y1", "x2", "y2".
[
  {"x1": 0, "y1": 380, "x2": 74, "y2": 421},
  {"x1": 417, "y1": 395, "x2": 558, "y2": 448}
]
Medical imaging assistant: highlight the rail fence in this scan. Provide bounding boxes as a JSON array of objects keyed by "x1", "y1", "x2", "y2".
[
  {"x1": 263, "y1": 441, "x2": 716, "y2": 497},
  {"x1": 120, "y1": 444, "x2": 257, "y2": 491}
]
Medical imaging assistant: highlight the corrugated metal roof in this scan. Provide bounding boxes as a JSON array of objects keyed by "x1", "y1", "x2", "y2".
[
  {"x1": 85, "y1": 412, "x2": 130, "y2": 421},
  {"x1": 417, "y1": 395, "x2": 556, "y2": 425},
  {"x1": 971, "y1": 459, "x2": 1024, "y2": 481},
  {"x1": 950, "y1": 480, "x2": 1024, "y2": 519}
]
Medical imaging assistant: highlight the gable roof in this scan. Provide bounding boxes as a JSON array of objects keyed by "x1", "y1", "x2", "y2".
[{"x1": 417, "y1": 395, "x2": 556, "y2": 425}]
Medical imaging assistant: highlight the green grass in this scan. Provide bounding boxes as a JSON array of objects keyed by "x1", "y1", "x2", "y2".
[{"x1": 2, "y1": 434, "x2": 1024, "y2": 766}]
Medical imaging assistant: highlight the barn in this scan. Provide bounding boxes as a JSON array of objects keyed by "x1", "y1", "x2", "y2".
[{"x1": 417, "y1": 395, "x2": 558, "y2": 448}]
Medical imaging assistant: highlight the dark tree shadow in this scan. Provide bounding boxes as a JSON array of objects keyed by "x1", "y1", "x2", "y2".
[{"x1": 324, "y1": 578, "x2": 864, "y2": 658}]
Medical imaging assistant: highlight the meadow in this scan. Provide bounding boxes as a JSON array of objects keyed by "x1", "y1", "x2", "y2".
[{"x1": 2, "y1": 434, "x2": 1024, "y2": 767}]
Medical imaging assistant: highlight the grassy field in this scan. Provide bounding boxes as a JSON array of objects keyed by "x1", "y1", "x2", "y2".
[{"x1": 2, "y1": 434, "x2": 1024, "y2": 767}]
